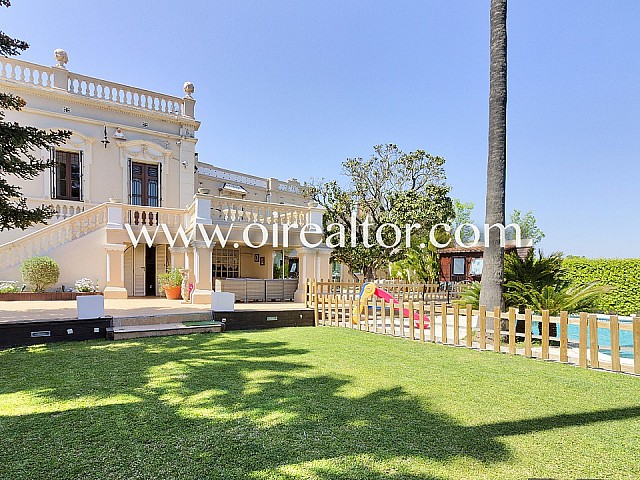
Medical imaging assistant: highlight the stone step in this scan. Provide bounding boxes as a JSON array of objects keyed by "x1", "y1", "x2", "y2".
[
  {"x1": 107, "y1": 321, "x2": 223, "y2": 341},
  {"x1": 113, "y1": 312, "x2": 213, "y2": 327}
]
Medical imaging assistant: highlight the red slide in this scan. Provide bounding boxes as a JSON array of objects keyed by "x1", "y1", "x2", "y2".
[{"x1": 360, "y1": 283, "x2": 430, "y2": 329}]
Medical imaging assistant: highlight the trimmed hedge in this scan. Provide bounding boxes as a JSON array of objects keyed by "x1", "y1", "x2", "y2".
[{"x1": 563, "y1": 258, "x2": 640, "y2": 315}]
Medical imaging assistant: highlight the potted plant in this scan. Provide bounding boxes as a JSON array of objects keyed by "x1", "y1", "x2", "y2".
[
  {"x1": 75, "y1": 278, "x2": 98, "y2": 293},
  {"x1": 157, "y1": 268, "x2": 183, "y2": 300}
]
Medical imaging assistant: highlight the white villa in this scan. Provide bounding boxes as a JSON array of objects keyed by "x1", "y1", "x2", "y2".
[{"x1": 0, "y1": 49, "x2": 332, "y2": 303}]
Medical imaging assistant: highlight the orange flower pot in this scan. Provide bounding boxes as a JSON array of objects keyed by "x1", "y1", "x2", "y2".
[{"x1": 163, "y1": 285, "x2": 182, "y2": 300}]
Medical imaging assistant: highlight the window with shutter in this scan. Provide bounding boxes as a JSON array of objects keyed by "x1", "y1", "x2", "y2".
[{"x1": 52, "y1": 150, "x2": 82, "y2": 201}]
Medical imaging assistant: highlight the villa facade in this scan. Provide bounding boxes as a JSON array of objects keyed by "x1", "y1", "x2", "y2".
[{"x1": 0, "y1": 50, "x2": 331, "y2": 303}]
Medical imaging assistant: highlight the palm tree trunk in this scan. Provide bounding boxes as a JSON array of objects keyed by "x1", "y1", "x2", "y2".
[{"x1": 480, "y1": 0, "x2": 508, "y2": 321}]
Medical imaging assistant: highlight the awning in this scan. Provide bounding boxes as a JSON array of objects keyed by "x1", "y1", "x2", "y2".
[{"x1": 221, "y1": 183, "x2": 248, "y2": 195}]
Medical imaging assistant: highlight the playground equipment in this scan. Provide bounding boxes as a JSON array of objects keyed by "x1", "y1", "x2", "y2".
[{"x1": 358, "y1": 282, "x2": 430, "y2": 329}]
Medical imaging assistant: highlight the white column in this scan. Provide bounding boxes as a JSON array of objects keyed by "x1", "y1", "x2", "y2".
[
  {"x1": 190, "y1": 240, "x2": 213, "y2": 304},
  {"x1": 294, "y1": 247, "x2": 313, "y2": 302},
  {"x1": 103, "y1": 244, "x2": 128, "y2": 299}
]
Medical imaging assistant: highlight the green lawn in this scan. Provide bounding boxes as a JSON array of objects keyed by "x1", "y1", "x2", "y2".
[{"x1": 1, "y1": 327, "x2": 639, "y2": 480}]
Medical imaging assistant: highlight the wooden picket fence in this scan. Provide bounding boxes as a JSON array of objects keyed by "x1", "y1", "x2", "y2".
[
  {"x1": 308, "y1": 281, "x2": 640, "y2": 375},
  {"x1": 304, "y1": 279, "x2": 462, "y2": 308}
]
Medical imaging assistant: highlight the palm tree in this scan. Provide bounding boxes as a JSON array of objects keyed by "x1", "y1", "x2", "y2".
[{"x1": 480, "y1": 0, "x2": 509, "y2": 319}]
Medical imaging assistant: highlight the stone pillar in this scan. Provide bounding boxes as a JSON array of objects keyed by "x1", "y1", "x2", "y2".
[
  {"x1": 103, "y1": 244, "x2": 128, "y2": 299},
  {"x1": 106, "y1": 200, "x2": 123, "y2": 229},
  {"x1": 190, "y1": 240, "x2": 212, "y2": 304},
  {"x1": 192, "y1": 193, "x2": 212, "y2": 224},
  {"x1": 52, "y1": 48, "x2": 69, "y2": 90},
  {"x1": 169, "y1": 246, "x2": 187, "y2": 270},
  {"x1": 182, "y1": 82, "x2": 196, "y2": 118},
  {"x1": 306, "y1": 201, "x2": 326, "y2": 227},
  {"x1": 179, "y1": 139, "x2": 197, "y2": 209},
  {"x1": 294, "y1": 247, "x2": 313, "y2": 303},
  {"x1": 294, "y1": 247, "x2": 333, "y2": 302},
  {"x1": 185, "y1": 246, "x2": 195, "y2": 287},
  {"x1": 317, "y1": 248, "x2": 332, "y2": 282}
]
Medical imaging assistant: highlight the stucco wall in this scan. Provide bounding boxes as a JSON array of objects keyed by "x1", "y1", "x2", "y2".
[{"x1": 0, "y1": 228, "x2": 107, "y2": 290}]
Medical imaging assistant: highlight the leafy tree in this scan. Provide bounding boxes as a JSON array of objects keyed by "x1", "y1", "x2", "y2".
[
  {"x1": 307, "y1": 144, "x2": 453, "y2": 281},
  {"x1": 451, "y1": 201, "x2": 544, "y2": 246},
  {"x1": 391, "y1": 242, "x2": 440, "y2": 284},
  {"x1": 0, "y1": 0, "x2": 71, "y2": 231},
  {"x1": 451, "y1": 199, "x2": 475, "y2": 243},
  {"x1": 480, "y1": 0, "x2": 508, "y2": 311},
  {"x1": 506, "y1": 209, "x2": 545, "y2": 245}
]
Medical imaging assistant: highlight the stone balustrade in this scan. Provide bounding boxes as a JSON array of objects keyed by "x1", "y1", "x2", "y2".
[
  {"x1": 0, "y1": 204, "x2": 108, "y2": 270},
  {"x1": 0, "y1": 55, "x2": 194, "y2": 118},
  {"x1": 25, "y1": 198, "x2": 93, "y2": 221},
  {"x1": 211, "y1": 197, "x2": 310, "y2": 227},
  {"x1": 0, "y1": 57, "x2": 54, "y2": 87},
  {"x1": 67, "y1": 72, "x2": 183, "y2": 116},
  {"x1": 0, "y1": 196, "x2": 322, "y2": 277},
  {"x1": 122, "y1": 205, "x2": 188, "y2": 229}
]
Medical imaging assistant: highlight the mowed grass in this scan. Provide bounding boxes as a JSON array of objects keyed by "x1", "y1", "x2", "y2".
[{"x1": 1, "y1": 327, "x2": 640, "y2": 480}]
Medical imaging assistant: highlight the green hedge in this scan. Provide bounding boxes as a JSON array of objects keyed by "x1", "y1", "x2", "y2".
[{"x1": 563, "y1": 258, "x2": 640, "y2": 315}]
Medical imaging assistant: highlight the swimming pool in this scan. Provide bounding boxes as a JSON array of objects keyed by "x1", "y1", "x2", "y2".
[{"x1": 533, "y1": 316, "x2": 635, "y2": 359}]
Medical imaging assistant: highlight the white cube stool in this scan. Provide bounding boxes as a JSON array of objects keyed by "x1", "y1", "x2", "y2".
[
  {"x1": 77, "y1": 295, "x2": 105, "y2": 320},
  {"x1": 211, "y1": 292, "x2": 235, "y2": 312}
]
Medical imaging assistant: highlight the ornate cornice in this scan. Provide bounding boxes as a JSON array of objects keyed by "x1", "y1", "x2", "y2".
[{"x1": 117, "y1": 139, "x2": 173, "y2": 160}]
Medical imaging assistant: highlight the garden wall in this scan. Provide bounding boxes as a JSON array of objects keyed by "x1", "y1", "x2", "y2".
[{"x1": 564, "y1": 258, "x2": 640, "y2": 315}]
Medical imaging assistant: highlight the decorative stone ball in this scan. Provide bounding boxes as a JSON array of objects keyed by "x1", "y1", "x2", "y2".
[
  {"x1": 54, "y1": 49, "x2": 68, "y2": 68},
  {"x1": 183, "y1": 81, "x2": 195, "y2": 98}
]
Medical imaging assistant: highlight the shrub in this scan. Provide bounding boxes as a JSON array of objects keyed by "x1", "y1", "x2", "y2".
[
  {"x1": 75, "y1": 278, "x2": 97, "y2": 293},
  {"x1": 564, "y1": 258, "x2": 640, "y2": 315},
  {"x1": 456, "y1": 282, "x2": 480, "y2": 309},
  {"x1": 20, "y1": 256, "x2": 60, "y2": 293},
  {"x1": 0, "y1": 281, "x2": 20, "y2": 293},
  {"x1": 157, "y1": 268, "x2": 183, "y2": 288}
]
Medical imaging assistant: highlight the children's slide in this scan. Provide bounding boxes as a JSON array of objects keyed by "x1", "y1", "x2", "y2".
[{"x1": 358, "y1": 282, "x2": 430, "y2": 328}]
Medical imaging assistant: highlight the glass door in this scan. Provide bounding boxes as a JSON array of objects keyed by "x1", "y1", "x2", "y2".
[{"x1": 131, "y1": 162, "x2": 159, "y2": 206}]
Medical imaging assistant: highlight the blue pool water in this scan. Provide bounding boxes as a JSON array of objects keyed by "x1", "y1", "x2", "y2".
[{"x1": 532, "y1": 316, "x2": 635, "y2": 359}]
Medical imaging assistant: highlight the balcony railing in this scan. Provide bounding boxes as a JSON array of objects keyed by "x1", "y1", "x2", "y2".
[
  {"x1": 25, "y1": 198, "x2": 94, "y2": 221},
  {"x1": 124, "y1": 205, "x2": 188, "y2": 229},
  {"x1": 0, "y1": 56, "x2": 192, "y2": 118},
  {"x1": 0, "y1": 57, "x2": 54, "y2": 87},
  {"x1": 67, "y1": 72, "x2": 182, "y2": 115},
  {"x1": 211, "y1": 197, "x2": 310, "y2": 227}
]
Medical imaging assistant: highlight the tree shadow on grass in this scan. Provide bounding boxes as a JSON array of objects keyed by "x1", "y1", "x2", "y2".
[{"x1": 1, "y1": 334, "x2": 640, "y2": 479}]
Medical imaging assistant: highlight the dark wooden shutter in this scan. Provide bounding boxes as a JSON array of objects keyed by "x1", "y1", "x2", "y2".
[
  {"x1": 79, "y1": 151, "x2": 84, "y2": 201},
  {"x1": 158, "y1": 163, "x2": 162, "y2": 207},
  {"x1": 49, "y1": 148, "x2": 56, "y2": 199},
  {"x1": 127, "y1": 158, "x2": 132, "y2": 205}
]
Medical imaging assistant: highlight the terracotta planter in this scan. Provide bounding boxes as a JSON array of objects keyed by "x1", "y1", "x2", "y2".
[{"x1": 163, "y1": 285, "x2": 183, "y2": 300}]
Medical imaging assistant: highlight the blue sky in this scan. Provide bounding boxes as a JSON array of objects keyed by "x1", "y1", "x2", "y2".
[{"x1": 3, "y1": 1, "x2": 639, "y2": 258}]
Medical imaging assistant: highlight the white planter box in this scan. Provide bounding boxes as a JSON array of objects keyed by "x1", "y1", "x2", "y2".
[
  {"x1": 211, "y1": 292, "x2": 235, "y2": 312},
  {"x1": 77, "y1": 295, "x2": 105, "y2": 319}
]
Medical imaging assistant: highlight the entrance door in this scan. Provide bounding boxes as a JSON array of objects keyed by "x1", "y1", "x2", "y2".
[
  {"x1": 131, "y1": 162, "x2": 160, "y2": 206},
  {"x1": 126, "y1": 245, "x2": 167, "y2": 297},
  {"x1": 145, "y1": 245, "x2": 156, "y2": 296}
]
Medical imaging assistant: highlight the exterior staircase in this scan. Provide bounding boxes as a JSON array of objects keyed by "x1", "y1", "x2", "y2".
[
  {"x1": 107, "y1": 311, "x2": 224, "y2": 340},
  {"x1": 0, "y1": 203, "x2": 108, "y2": 272}
]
